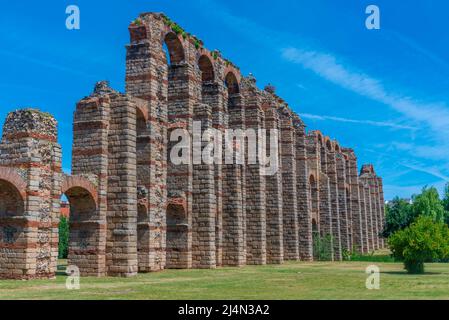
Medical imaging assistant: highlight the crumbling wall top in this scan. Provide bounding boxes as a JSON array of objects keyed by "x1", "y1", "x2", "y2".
[{"x1": 2, "y1": 108, "x2": 57, "y2": 141}]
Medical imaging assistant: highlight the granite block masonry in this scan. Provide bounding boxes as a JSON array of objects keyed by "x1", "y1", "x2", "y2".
[{"x1": 0, "y1": 12, "x2": 386, "y2": 279}]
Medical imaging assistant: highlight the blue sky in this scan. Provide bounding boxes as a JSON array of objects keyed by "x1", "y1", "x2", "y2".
[{"x1": 0, "y1": 0, "x2": 448, "y2": 200}]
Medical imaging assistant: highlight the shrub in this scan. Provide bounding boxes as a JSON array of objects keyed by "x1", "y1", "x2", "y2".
[
  {"x1": 388, "y1": 215, "x2": 449, "y2": 274},
  {"x1": 313, "y1": 233, "x2": 333, "y2": 261},
  {"x1": 58, "y1": 216, "x2": 69, "y2": 259}
]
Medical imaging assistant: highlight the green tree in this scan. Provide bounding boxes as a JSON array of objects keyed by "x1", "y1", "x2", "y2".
[
  {"x1": 382, "y1": 197, "x2": 412, "y2": 238},
  {"x1": 411, "y1": 186, "x2": 446, "y2": 223},
  {"x1": 442, "y1": 183, "x2": 449, "y2": 225},
  {"x1": 58, "y1": 216, "x2": 69, "y2": 259},
  {"x1": 388, "y1": 215, "x2": 449, "y2": 274}
]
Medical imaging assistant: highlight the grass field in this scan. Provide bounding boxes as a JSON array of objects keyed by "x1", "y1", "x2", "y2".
[{"x1": 1, "y1": 253, "x2": 449, "y2": 300}]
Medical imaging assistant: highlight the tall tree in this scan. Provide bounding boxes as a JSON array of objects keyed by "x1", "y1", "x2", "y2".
[
  {"x1": 382, "y1": 197, "x2": 413, "y2": 238},
  {"x1": 411, "y1": 186, "x2": 446, "y2": 223}
]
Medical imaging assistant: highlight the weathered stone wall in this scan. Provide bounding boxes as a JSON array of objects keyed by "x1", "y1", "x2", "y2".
[{"x1": 0, "y1": 12, "x2": 387, "y2": 279}]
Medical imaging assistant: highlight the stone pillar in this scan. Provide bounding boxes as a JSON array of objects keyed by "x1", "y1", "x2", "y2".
[
  {"x1": 344, "y1": 150, "x2": 363, "y2": 254},
  {"x1": 336, "y1": 153, "x2": 350, "y2": 253},
  {"x1": 325, "y1": 144, "x2": 342, "y2": 261},
  {"x1": 319, "y1": 174, "x2": 334, "y2": 260},
  {"x1": 201, "y1": 82, "x2": 225, "y2": 266},
  {"x1": 279, "y1": 111, "x2": 299, "y2": 260},
  {"x1": 0, "y1": 109, "x2": 62, "y2": 279},
  {"x1": 222, "y1": 93, "x2": 246, "y2": 266},
  {"x1": 242, "y1": 79, "x2": 266, "y2": 265},
  {"x1": 358, "y1": 182, "x2": 369, "y2": 253},
  {"x1": 71, "y1": 86, "x2": 112, "y2": 276},
  {"x1": 377, "y1": 177, "x2": 386, "y2": 248},
  {"x1": 263, "y1": 104, "x2": 283, "y2": 264},
  {"x1": 363, "y1": 184, "x2": 374, "y2": 252},
  {"x1": 370, "y1": 178, "x2": 380, "y2": 250},
  {"x1": 295, "y1": 119, "x2": 312, "y2": 261},
  {"x1": 106, "y1": 95, "x2": 138, "y2": 277},
  {"x1": 192, "y1": 104, "x2": 216, "y2": 268}
]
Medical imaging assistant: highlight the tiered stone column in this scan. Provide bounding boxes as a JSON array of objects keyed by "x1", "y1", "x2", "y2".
[
  {"x1": 201, "y1": 81, "x2": 225, "y2": 266},
  {"x1": 222, "y1": 92, "x2": 246, "y2": 266},
  {"x1": 242, "y1": 79, "x2": 266, "y2": 265},
  {"x1": 294, "y1": 118, "x2": 312, "y2": 261},
  {"x1": 344, "y1": 150, "x2": 364, "y2": 253},
  {"x1": 263, "y1": 102, "x2": 283, "y2": 264},
  {"x1": 279, "y1": 109, "x2": 299, "y2": 260},
  {"x1": 336, "y1": 152, "x2": 350, "y2": 253},
  {"x1": 106, "y1": 94, "x2": 138, "y2": 277},
  {"x1": 325, "y1": 142, "x2": 342, "y2": 260},
  {"x1": 72, "y1": 85, "x2": 111, "y2": 276},
  {"x1": 319, "y1": 174, "x2": 334, "y2": 260},
  {"x1": 377, "y1": 177, "x2": 386, "y2": 248},
  {"x1": 192, "y1": 104, "x2": 216, "y2": 268}
]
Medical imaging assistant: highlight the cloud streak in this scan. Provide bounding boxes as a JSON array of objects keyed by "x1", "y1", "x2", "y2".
[
  {"x1": 281, "y1": 47, "x2": 449, "y2": 142},
  {"x1": 299, "y1": 113, "x2": 414, "y2": 130}
]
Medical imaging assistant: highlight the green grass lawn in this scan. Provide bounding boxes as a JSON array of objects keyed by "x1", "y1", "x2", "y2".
[{"x1": 1, "y1": 257, "x2": 448, "y2": 300}]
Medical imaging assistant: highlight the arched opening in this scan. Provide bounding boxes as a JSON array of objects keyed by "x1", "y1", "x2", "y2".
[
  {"x1": 166, "y1": 203, "x2": 188, "y2": 268},
  {"x1": 198, "y1": 55, "x2": 214, "y2": 83},
  {"x1": 224, "y1": 72, "x2": 240, "y2": 95},
  {"x1": 164, "y1": 32, "x2": 185, "y2": 64},
  {"x1": 0, "y1": 179, "x2": 25, "y2": 244},
  {"x1": 62, "y1": 186, "x2": 98, "y2": 275},
  {"x1": 335, "y1": 144, "x2": 341, "y2": 153},
  {"x1": 326, "y1": 139, "x2": 333, "y2": 152}
]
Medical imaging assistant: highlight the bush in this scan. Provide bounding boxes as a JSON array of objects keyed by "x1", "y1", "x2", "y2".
[
  {"x1": 58, "y1": 216, "x2": 69, "y2": 259},
  {"x1": 388, "y1": 216, "x2": 449, "y2": 274},
  {"x1": 313, "y1": 233, "x2": 333, "y2": 261}
]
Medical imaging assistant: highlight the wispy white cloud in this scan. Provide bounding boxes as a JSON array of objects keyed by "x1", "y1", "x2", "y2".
[
  {"x1": 281, "y1": 47, "x2": 449, "y2": 141},
  {"x1": 299, "y1": 113, "x2": 414, "y2": 130},
  {"x1": 0, "y1": 49, "x2": 100, "y2": 79},
  {"x1": 400, "y1": 162, "x2": 449, "y2": 181},
  {"x1": 389, "y1": 31, "x2": 449, "y2": 71}
]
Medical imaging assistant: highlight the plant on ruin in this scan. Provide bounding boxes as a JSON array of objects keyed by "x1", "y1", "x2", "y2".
[
  {"x1": 388, "y1": 215, "x2": 449, "y2": 274},
  {"x1": 58, "y1": 216, "x2": 69, "y2": 259},
  {"x1": 194, "y1": 39, "x2": 201, "y2": 49},
  {"x1": 132, "y1": 18, "x2": 142, "y2": 26},
  {"x1": 313, "y1": 234, "x2": 333, "y2": 261}
]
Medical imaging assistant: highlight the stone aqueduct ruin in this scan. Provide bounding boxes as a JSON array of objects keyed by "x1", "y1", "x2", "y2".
[{"x1": 0, "y1": 12, "x2": 385, "y2": 279}]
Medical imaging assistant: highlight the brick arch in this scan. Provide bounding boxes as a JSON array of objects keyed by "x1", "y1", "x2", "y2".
[
  {"x1": 0, "y1": 166, "x2": 27, "y2": 201},
  {"x1": 325, "y1": 137, "x2": 333, "y2": 152},
  {"x1": 163, "y1": 31, "x2": 185, "y2": 64},
  {"x1": 334, "y1": 142, "x2": 341, "y2": 153},
  {"x1": 61, "y1": 175, "x2": 98, "y2": 207},
  {"x1": 198, "y1": 54, "x2": 215, "y2": 82},
  {"x1": 136, "y1": 103, "x2": 149, "y2": 123},
  {"x1": 224, "y1": 71, "x2": 240, "y2": 94}
]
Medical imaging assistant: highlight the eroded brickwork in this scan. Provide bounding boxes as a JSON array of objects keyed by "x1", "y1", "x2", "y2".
[{"x1": 0, "y1": 12, "x2": 386, "y2": 279}]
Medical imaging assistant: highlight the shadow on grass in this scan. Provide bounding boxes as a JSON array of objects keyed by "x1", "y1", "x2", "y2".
[
  {"x1": 56, "y1": 263, "x2": 68, "y2": 276},
  {"x1": 381, "y1": 271, "x2": 443, "y2": 276}
]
